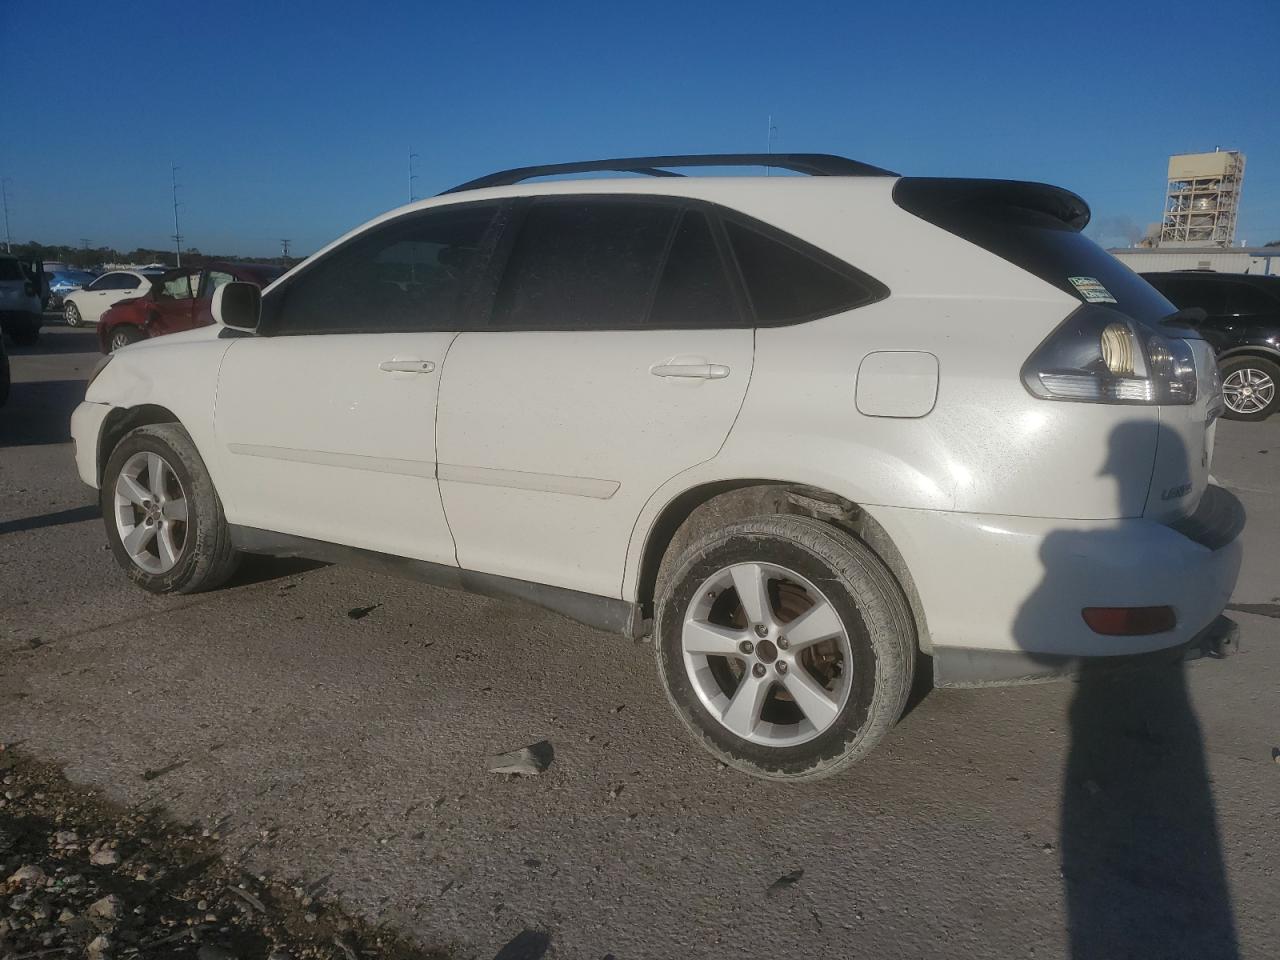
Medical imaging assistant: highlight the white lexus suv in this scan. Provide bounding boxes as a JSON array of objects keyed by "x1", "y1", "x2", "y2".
[{"x1": 70, "y1": 154, "x2": 1243, "y2": 780}]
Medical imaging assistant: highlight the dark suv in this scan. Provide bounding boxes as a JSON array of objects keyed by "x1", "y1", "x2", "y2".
[{"x1": 1143, "y1": 271, "x2": 1280, "y2": 420}]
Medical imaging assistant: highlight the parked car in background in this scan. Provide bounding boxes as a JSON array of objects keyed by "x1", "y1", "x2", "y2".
[
  {"x1": 98, "y1": 262, "x2": 284, "y2": 352},
  {"x1": 71, "y1": 154, "x2": 1241, "y2": 780},
  {"x1": 63, "y1": 270, "x2": 160, "y2": 328},
  {"x1": 0, "y1": 253, "x2": 45, "y2": 345},
  {"x1": 47, "y1": 269, "x2": 99, "y2": 309},
  {"x1": 0, "y1": 329, "x2": 9, "y2": 406},
  {"x1": 1142, "y1": 271, "x2": 1280, "y2": 420}
]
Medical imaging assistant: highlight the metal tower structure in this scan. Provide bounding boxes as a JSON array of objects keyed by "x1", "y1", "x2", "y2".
[{"x1": 1159, "y1": 149, "x2": 1245, "y2": 247}]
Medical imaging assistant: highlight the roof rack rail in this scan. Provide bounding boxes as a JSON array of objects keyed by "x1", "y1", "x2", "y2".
[{"x1": 440, "y1": 153, "x2": 899, "y2": 195}]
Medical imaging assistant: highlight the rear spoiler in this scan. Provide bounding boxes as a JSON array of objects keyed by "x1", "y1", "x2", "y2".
[{"x1": 893, "y1": 178, "x2": 1091, "y2": 232}]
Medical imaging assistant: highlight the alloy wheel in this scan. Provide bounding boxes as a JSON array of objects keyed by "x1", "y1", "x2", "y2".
[
  {"x1": 681, "y1": 561, "x2": 852, "y2": 747},
  {"x1": 113, "y1": 451, "x2": 189, "y2": 574},
  {"x1": 1223, "y1": 367, "x2": 1275, "y2": 415}
]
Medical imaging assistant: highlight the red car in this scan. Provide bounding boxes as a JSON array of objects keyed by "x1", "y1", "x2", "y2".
[{"x1": 98, "y1": 262, "x2": 284, "y2": 353}]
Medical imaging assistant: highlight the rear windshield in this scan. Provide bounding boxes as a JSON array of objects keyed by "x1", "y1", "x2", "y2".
[
  {"x1": 894, "y1": 178, "x2": 1175, "y2": 327},
  {"x1": 0, "y1": 259, "x2": 25, "y2": 282}
]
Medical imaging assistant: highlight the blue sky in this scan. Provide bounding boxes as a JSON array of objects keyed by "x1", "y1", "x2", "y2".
[{"x1": 2, "y1": 0, "x2": 1278, "y2": 258}]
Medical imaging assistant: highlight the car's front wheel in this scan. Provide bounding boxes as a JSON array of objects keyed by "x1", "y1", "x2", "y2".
[
  {"x1": 1220, "y1": 356, "x2": 1278, "y2": 421},
  {"x1": 101, "y1": 423, "x2": 240, "y2": 593},
  {"x1": 654, "y1": 515, "x2": 915, "y2": 781},
  {"x1": 64, "y1": 301, "x2": 82, "y2": 327},
  {"x1": 108, "y1": 326, "x2": 144, "y2": 352}
]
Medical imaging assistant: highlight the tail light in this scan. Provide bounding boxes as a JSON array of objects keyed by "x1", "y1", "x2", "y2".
[{"x1": 1022, "y1": 306, "x2": 1197, "y2": 405}]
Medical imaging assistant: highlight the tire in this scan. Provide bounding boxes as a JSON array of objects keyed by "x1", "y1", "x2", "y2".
[
  {"x1": 108, "y1": 326, "x2": 144, "y2": 352},
  {"x1": 64, "y1": 301, "x2": 82, "y2": 327},
  {"x1": 101, "y1": 423, "x2": 241, "y2": 594},
  {"x1": 1219, "y1": 356, "x2": 1279, "y2": 421},
  {"x1": 654, "y1": 514, "x2": 915, "y2": 781}
]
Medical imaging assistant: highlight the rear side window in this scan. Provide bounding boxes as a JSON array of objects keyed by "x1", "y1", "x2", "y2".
[
  {"x1": 271, "y1": 204, "x2": 496, "y2": 335},
  {"x1": 492, "y1": 200, "x2": 678, "y2": 328},
  {"x1": 0, "y1": 259, "x2": 25, "y2": 282},
  {"x1": 118, "y1": 275, "x2": 141, "y2": 290},
  {"x1": 724, "y1": 220, "x2": 879, "y2": 324},
  {"x1": 1146, "y1": 275, "x2": 1225, "y2": 314}
]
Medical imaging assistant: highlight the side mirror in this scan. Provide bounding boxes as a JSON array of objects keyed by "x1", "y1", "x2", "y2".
[{"x1": 212, "y1": 281, "x2": 261, "y2": 332}]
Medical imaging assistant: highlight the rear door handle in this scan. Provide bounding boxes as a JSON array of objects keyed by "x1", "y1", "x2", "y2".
[
  {"x1": 650, "y1": 363, "x2": 730, "y2": 380},
  {"x1": 379, "y1": 359, "x2": 436, "y2": 374}
]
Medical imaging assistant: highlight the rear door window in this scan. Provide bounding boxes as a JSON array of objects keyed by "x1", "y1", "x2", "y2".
[
  {"x1": 491, "y1": 199, "x2": 677, "y2": 329},
  {"x1": 0, "y1": 259, "x2": 25, "y2": 282}
]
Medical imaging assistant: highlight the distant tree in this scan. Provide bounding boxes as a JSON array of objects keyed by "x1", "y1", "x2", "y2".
[{"x1": 1265, "y1": 240, "x2": 1280, "y2": 248}]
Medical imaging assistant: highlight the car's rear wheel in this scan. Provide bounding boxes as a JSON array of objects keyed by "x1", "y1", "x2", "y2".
[
  {"x1": 109, "y1": 326, "x2": 144, "y2": 352},
  {"x1": 64, "y1": 301, "x2": 82, "y2": 327},
  {"x1": 101, "y1": 423, "x2": 240, "y2": 594},
  {"x1": 654, "y1": 515, "x2": 915, "y2": 781},
  {"x1": 1220, "y1": 356, "x2": 1279, "y2": 421}
]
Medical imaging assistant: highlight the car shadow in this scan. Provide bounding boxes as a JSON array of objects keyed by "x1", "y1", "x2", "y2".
[
  {"x1": 225, "y1": 554, "x2": 328, "y2": 589},
  {"x1": 0, "y1": 379, "x2": 87, "y2": 447},
  {"x1": 6, "y1": 328, "x2": 100, "y2": 356},
  {"x1": 0, "y1": 504, "x2": 100, "y2": 536},
  {"x1": 1012, "y1": 421, "x2": 1240, "y2": 958}
]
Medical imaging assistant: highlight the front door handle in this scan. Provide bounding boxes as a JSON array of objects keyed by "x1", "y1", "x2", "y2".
[
  {"x1": 379, "y1": 359, "x2": 436, "y2": 374},
  {"x1": 650, "y1": 363, "x2": 730, "y2": 380}
]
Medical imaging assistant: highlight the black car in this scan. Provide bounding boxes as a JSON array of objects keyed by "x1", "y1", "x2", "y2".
[{"x1": 1142, "y1": 271, "x2": 1280, "y2": 421}]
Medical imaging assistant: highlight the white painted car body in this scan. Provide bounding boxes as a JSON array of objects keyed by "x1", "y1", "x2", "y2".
[
  {"x1": 63, "y1": 270, "x2": 155, "y2": 324},
  {"x1": 71, "y1": 172, "x2": 1242, "y2": 685}
]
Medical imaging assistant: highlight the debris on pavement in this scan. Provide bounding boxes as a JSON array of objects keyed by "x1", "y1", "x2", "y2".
[
  {"x1": 346, "y1": 604, "x2": 382, "y2": 620},
  {"x1": 488, "y1": 741, "x2": 555, "y2": 776},
  {"x1": 766, "y1": 868, "x2": 804, "y2": 897},
  {"x1": 0, "y1": 746, "x2": 448, "y2": 959}
]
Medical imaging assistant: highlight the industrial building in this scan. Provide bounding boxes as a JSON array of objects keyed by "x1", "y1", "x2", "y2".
[
  {"x1": 1159, "y1": 149, "x2": 1245, "y2": 247},
  {"x1": 1106, "y1": 148, "x2": 1275, "y2": 275},
  {"x1": 1109, "y1": 245, "x2": 1280, "y2": 277}
]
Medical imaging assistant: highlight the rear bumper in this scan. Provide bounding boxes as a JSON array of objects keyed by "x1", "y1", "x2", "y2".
[
  {"x1": 931, "y1": 614, "x2": 1240, "y2": 686},
  {"x1": 866, "y1": 487, "x2": 1244, "y2": 686},
  {"x1": 71, "y1": 400, "x2": 113, "y2": 489}
]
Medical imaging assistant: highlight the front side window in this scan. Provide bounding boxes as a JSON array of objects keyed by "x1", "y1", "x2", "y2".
[
  {"x1": 160, "y1": 271, "x2": 200, "y2": 300},
  {"x1": 271, "y1": 204, "x2": 496, "y2": 335},
  {"x1": 492, "y1": 199, "x2": 678, "y2": 329},
  {"x1": 1226, "y1": 282, "x2": 1279, "y2": 316}
]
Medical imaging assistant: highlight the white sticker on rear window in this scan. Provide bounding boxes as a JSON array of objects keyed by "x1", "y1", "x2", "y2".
[{"x1": 1068, "y1": 276, "x2": 1117, "y2": 303}]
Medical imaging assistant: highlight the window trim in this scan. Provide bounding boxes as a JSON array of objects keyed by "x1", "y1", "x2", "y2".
[{"x1": 258, "y1": 199, "x2": 507, "y2": 337}]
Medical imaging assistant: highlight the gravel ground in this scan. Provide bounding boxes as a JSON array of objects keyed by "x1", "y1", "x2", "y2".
[{"x1": 2, "y1": 326, "x2": 1278, "y2": 959}]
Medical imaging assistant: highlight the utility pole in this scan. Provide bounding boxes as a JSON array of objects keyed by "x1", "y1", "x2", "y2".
[
  {"x1": 280, "y1": 238, "x2": 291, "y2": 261},
  {"x1": 170, "y1": 163, "x2": 184, "y2": 267},
  {"x1": 1, "y1": 178, "x2": 11, "y2": 252},
  {"x1": 765, "y1": 115, "x2": 778, "y2": 176},
  {"x1": 408, "y1": 149, "x2": 419, "y2": 203}
]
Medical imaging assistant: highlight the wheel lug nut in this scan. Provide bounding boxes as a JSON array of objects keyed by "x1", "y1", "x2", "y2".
[
  {"x1": 754, "y1": 624, "x2": 768, "y2": 638},
  {"x1": 739, "y1": 640, "x2": 755, "y2": 655},
  {"x1": 777, "y1": 636, "x2": 789, "y2": 650},
  {"x1": 776, "y1": 661, "x2": 788, "y2": 675},
  {"x1": 752, "y1": 663, "x2": 767, "y2": 678}
]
